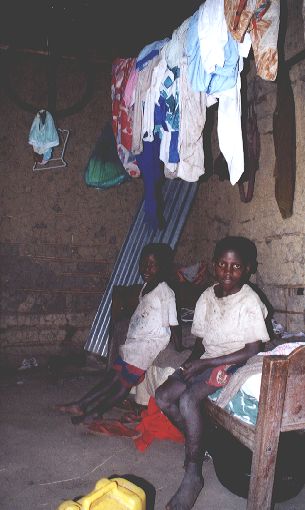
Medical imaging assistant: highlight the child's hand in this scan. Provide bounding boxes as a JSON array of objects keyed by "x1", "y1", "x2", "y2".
[{"x1": 180, "y1": 359, "x2": 208, "y2": 381}]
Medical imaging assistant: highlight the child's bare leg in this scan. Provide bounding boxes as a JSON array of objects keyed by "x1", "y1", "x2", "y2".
[
  {"x1": 166, "y1": 461, "x2": 204, "y2": 510},
  {"x1": 166, "y1": 382, "x2": 216, "y2": 510},
  {"x1": 155, "y1": 376, "x2": 187, "y2": 432},
  {"x1": 72, "y1": 379, "x2": 131, "y2": 424},
  {"x1": 55, "y1": 370, "x2": 118, "y2": 416},
  {"x1": 55, "y1": 403, "x2": 84, "y2": 416},
  {"x1": 78, "y1": 376, "x2": 124, "y2": 417}
]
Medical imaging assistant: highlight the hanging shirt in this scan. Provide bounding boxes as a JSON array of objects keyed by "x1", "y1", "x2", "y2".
[
  {"x1": 123, "y1": 61, "x2": 139, "y2": 108},
  {"x1": 175, "y1": 57, "x2": 207, "y2": 182},
  {"x1": 164, "y1": 17, "x2": 190, "y2": 68},
  {"x1": 155, "y1": 66, "x2": 180, "y2": 174},
  {"x1": 28, "y1": 110, "x2": 59, "y2": 155},
  {"x1": 111, "y1": 58, "x2": 140, "y2": 177},
  {"x1": 142, "y1": 54, "x2": 168, "y2": 143},
  {"x1": 132, "y1": 55, "x2": 161, "y2": 156},
  {"x1": 198, "y1": 0, "x2": 228, "y2": 74},
  {"x1": 187, "y1": 9, "x2": 240, "y2": 96},
  {"x1": 136, "y1": 38, "x2": 169, "y2": 71},
  {"x1": 224, "y1": 0, "x2": 280, "y2": 81}
]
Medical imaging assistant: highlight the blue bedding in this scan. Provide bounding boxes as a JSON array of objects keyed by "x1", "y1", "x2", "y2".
[{"x1": 209, "y1": 388, "x2": 258, "y2": 425}]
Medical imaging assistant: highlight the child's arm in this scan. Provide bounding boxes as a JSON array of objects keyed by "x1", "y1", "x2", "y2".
[
  {"x1": 111, "y1": 285, "x2": 141, "y2": 321},
  {"x1": 170, "y1": 324, "x2": 185, "y2": 352},
  {"x1": 181, "y1": 340, "x2": 262, "y2": 381},
  {"x1": 183, "y1": 337, "x2": 205, "y2": 361}
]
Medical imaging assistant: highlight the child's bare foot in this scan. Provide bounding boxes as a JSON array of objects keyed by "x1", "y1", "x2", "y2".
[
  {"x1": 166, "y1": 462, "x2": 204, "y2": 510},
  {"x1": 54, "y1": 404, "x2": 84, "y2": 416}
]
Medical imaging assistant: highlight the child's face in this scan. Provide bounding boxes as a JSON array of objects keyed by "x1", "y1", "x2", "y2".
[
  {"x1": 139, "y1": 253, "x2": 160, "y2": 284},
  {"x1": 213, "y1": 250, "x2": 249, "y2": 296}
]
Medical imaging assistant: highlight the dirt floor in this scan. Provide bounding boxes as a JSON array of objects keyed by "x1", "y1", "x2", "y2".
[{"x1": 1, "y1": 365, "x2": 304, "y2": 510}]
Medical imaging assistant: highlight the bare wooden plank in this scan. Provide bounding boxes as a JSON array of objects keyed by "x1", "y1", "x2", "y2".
[
  {"x1": 281, "y1": 346, "x2": 305, "y2": 431},
  {"x1": 247, "y1": 356, "x2": 288, "y2": 510},
  {"x1": 204, "y1": 399, "x2": 256, "y2": 451}
]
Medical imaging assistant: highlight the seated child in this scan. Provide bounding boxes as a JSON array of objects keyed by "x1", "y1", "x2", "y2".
[
  {"x1": 155, "y1": 236, "x2": 270, "y2": 510},
  {"x1": 56, "y1": 243, "x2": 181, "y2": 424}
]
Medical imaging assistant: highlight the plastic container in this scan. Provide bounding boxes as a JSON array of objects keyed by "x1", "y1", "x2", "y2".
[
  {"x1": 57, "y1": 477, "x2": 146, "y2": 510},
  {"x1": 207, "y1": 424, "x2": 305, "y2": 502}
]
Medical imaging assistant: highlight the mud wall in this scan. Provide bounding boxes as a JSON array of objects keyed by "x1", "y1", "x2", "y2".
[
  {"x1": 0, "y1": 53, "x2": 199, "y2": 366},
  {"x1": 1, "y1": 0, "x2": 304, "y2": 366}
]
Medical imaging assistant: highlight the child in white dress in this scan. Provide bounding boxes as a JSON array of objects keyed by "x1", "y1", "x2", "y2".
[
  {"x1": 156, "y1": 236, "x2": 270, "y2": 510},
  {"x1": 56, "y1": 243, "x2": 181, "y2": 424}
]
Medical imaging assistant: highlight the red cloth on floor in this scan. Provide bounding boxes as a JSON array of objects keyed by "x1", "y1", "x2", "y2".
[
  {"x1": 87, "y1": 419, "x2": 140, "y2": 439},
  {"x1": 134, "y1": 397, "x2": 185, "y2": 452}
]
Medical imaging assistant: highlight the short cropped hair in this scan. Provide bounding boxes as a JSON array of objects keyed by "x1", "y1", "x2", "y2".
[
  {"x1": 213, "y1": 236, "x2": 258, "y2": 274},
  {"x1": 140, "y1": 243, "x2": 174, "y2": 281}
]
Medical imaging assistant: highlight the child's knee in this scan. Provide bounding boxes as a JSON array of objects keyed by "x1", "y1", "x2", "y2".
[
  {"x1": 155, "y1": 385, "x2": 173, "y2": 410},
  {"x1": 155, "y1": 387, "x2": 165, "y2": 408},
  {"x1": 179, "y1": 392, "x2": 199, "y2": 416}
]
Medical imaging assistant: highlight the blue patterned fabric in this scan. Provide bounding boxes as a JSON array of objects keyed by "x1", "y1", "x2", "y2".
[
  {"x1": 136, "y1": 38, "x2": 169, "y2": 70},
  {"x1": 84, "y1": 178, "x2": 199, "y2": 356},
  {"x1": 209, "y1": 388, "x2": 258, "y2": 425}
]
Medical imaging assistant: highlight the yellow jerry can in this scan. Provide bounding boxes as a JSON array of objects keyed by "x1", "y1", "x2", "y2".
[{"x1": 57, "y1": 477, "x2": 146, "y2": 510}]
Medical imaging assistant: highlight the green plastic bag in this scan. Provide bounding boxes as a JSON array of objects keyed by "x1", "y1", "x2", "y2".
[{"x1": 84, "y1": 122, "x2": 130, "y2": 189}]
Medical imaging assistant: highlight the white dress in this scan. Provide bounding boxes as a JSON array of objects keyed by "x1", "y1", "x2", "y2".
[
  {"x1": 191, "y1": 284, "x2": 270, "y2": 359},
  {"x1": 119, "y1": 282, "x2": 178, "y2": 370}
]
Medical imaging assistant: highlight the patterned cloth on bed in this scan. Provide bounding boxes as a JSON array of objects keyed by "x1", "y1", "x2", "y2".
[
  {"x1": 209, "y1": 341, "x2": 305, "y2": 425},
  {"x1": 209, "y1": 387, "x2": 258, "y2": 425}
]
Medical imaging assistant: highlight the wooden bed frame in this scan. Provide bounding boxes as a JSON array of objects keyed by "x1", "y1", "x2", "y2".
[
  {"x1": 109, "y1": 284, "x2": 305, "y2": 510},
  {"x1": 204, "y1": 345, "x2": 305, "y2": 509}
]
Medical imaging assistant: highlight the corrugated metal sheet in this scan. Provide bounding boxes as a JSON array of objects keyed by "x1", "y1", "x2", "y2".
[{"x1": 84, "y1": 178, "x2": 199, "y2": 355}]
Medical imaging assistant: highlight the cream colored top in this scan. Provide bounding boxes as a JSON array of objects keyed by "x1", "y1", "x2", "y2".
[
  {"x1": 120, "y1": 282, "x2": 178, "y2": 370},
  {"x1": 191, "y1": 284, "x2": 270, "y2": 359}
]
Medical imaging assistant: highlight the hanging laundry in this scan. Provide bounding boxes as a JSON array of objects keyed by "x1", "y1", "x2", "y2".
[
  {"x1": 132, "y1": 54, "x2": 162, "y2": 155},
  {"x1": 155, "y1": 65, "x2": 181, "y2": 176},
  {"x1": 136, "y1": 38, "x2": 169, "y2": 71},
  {"x1": 141, "y1": 53, "x2": 167, "y2": 144},
  {"x1": 273, "y1": 75, "x2": 296, "y2": 218},
  {"x1": 175, "y1": 57, "x2": 207, "y2": 182},
  {"x1": 216, "y1": 70, "x2": 245, "y2": 185},
  {"x1": 123, "y1": 61, "x2": 139, "y2": 109},
  {"x1": 164, "y1": 17, "x2": 190, "y2": 68},
  {"x1": 111, "y1": 58, "x2": 141, "y2": 177},
  {"x1": 28, "y1": 110, "x2": 59, "y2": 164},
  {"x1": 238, "y1": 98, "x2": 261, "y2": 203},
  {"x1": 224, "y1": 0, "x2": 280, "y2": 81},
  {"x1": 185, "y1": 0, "x2": 249, "y2": 185},
  {"x1": 198, "y1": 0, "x2": 229, "y2": 74},
  {"x1": 187, "y1": 9, "x2": 240, "y2": 95}
]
